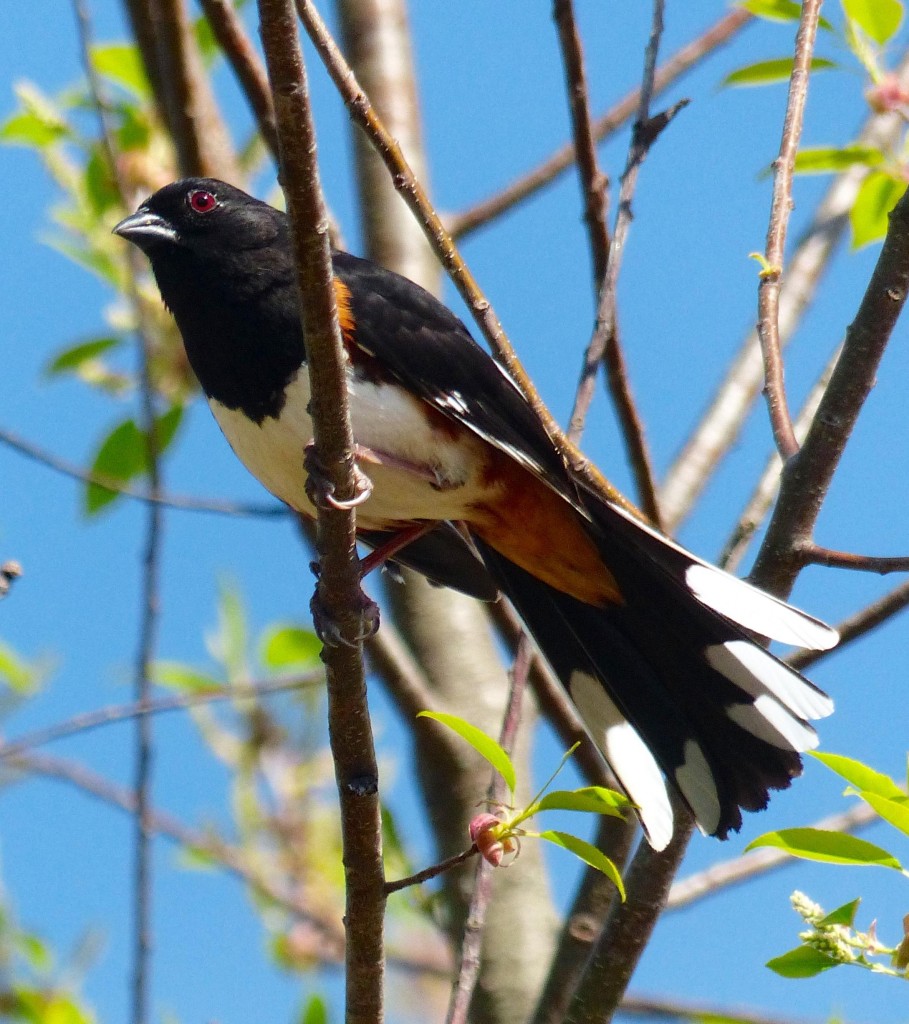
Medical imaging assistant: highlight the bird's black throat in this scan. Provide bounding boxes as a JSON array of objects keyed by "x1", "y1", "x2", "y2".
[{"x1": 150, "y1": 245, "x2": 306, "y2": 424}]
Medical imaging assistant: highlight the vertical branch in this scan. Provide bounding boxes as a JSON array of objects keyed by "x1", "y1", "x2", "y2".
[
  {"x1": 73, "y1": 5, "x2": 164, "y2": 1021},
  {"x1": 445, "y1": 638, "x2": 534, "y2": 1024},
  {"x1": 131, "y1": 304, "x2": 162, "y2": 1024},
  {"x1": 120, "y1": 0, "x2": 240, "y2": 180},
  {"x1": 757, "y1": 0, "x2": 824, "y2": 459},
  {"x1": 553, "y1": 0, "x2": 610, "y2": 285},
  {"x1": 197, "y1": 0, "x2": 280, "y2": 157},
  {"x1": 752, "y1": 186, "x2": 909, "y2": 596},
  {"x1": 553, "y1": 0, "x2": 663, "y2": 524},
  {"x1": 659, "y1": 51, "x2": 909, "y2": 530},
  {"x1": 571, "y1": 0, "x2": 676, "y2": 529},
  {"x1": 257, "y1": 2, "x2": 385, "y2": 1022},
  {"x1": 448, "y1": 9, "x2": 752, "y2": 240}
]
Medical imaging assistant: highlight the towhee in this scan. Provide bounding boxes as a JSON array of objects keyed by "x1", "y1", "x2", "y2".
[{"x1": 115, "y1": 178, "x2": 838, "y2": 850}]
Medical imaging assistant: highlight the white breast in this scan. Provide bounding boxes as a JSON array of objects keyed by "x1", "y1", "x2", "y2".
[{"x1": 209, "y1": 367, "x2": 500, "y2": 528}]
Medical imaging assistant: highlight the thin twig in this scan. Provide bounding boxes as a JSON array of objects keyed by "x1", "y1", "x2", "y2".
[
  {"x1": 552, "y1": 0, "x2": 661, "y2": 522},
  {"x1": 448, "y1": 9, "x2": 752, "y2": 240},
  {"x1": 258, "y1": 4, "x2": 386, "y2": 1021},
  {"x1": 554, "y1": 0, "x2": 610, "y2": 285},
  {"x1": 445, "y1": 636, "x2": 534, "y2": 1024},
  {"x1": 719, "y1": 347, "x2": 836, "y2": 573},
  {"x1": 6, "y1": 748, "x2": 347, "y2": 941},
  {"x1": 659, "y1": 50, "x2": 909, "y2": 531},
  {"x1": 798, "y1": 544, "x2": 909, "y2": 574},
  {"x1": 752, "y1": 185, "x2": 909, "y2": 596},
  {"x1": 73, "y1": 5, "x2": 163, "y2": 1019},
  {"x1": 757, "y1": 0, "x2": 824, "y2": 460},
  {"x1": 384, "y1": 845, "x2": 477, "y2": 897},
  {"x1": 0, "y1": 674, "x2": 322, "y2": 759},
  {"x1": 666, "y1": 802, "x2": 877, "y2": 911},
  {"x1": 0, "y1": 425, "x2": 286, "y2": 517},
  {"x1": 296, "y1": 0, "x2": 637, "y2": 521},
  {"x1": 790, "y1": 577, "x2": 909, "y2": 672},
  {"x1": 566, "y1": 3, "x2": 682, "y2": 528}
]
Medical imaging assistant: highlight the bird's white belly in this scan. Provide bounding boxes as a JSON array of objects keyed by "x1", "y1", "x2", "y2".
[{"x1": 210, "y1": 368, "x2": 498, "y2": 527}]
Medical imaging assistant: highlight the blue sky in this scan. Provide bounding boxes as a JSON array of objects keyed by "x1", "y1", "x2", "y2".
[{"x1": 2, "y1": 3, "x2": 909, "y2": 1022}]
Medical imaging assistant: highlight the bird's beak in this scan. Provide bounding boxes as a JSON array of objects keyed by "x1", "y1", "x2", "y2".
[{"x1": 112, "y1": 208, "x2": 177, "y2": 247}]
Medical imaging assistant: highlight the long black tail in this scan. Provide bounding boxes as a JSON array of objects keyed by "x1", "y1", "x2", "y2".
[{"x1": 474, "y1": 503, "x2": 836, "y2": 851}]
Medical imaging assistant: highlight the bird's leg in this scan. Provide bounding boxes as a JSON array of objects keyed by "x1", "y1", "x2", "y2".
[
  {"x1": 303, "y1": 442, "x2": 373, "y2": 511},
  {"x1": 302, "y1": 443, "x2": 380, "y2": 645},
  {"x1": 358, "y1": 521, "x2": 436, "y2": 578},
  {"x1": 353, "y1": 443, "x2": 461, "y2": 492}
]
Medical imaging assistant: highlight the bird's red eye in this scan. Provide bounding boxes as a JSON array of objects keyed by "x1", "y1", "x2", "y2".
[{"x1": 188, "y1": 189, "x2": 217, "y2": 214}]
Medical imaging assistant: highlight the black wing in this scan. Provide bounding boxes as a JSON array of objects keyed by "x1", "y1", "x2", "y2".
[{"x1": 332, "y1": 251, "x2": 572, "y2": 491}]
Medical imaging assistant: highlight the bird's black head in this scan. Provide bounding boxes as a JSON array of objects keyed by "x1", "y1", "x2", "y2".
[
  {"x1": 113, "y1": 179, "x2": 302, "y2": 419},
  {"x1": 113, "y1": 178, "x2": 285, "y2": 258}
]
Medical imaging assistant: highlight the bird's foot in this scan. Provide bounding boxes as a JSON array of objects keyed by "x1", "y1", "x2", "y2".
[
  {"x1": 311, "y1": 586, "x2": 381, "y2": 648},
  {"x1": 304, "y1": 443, "x2": 373, "y2": 511}
]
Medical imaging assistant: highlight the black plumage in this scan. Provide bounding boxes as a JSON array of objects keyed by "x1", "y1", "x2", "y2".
[{"x1": 114, "y1": 177, "x2": 838, "y2": 850}]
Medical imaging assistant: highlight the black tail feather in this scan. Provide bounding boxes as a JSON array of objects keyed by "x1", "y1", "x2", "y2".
[{"x1": 475, "y1": 528, "x2": 829, "y2": 851}]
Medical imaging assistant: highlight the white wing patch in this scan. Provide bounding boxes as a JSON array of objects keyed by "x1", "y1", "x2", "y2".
[
  {"x1": 706, "y1": 640, "x2": 833, "y2": 720},
  {"x1": 685, "y1": 563, "x2": 839, "y2": 651},
  {"x1": 726, "y1": 695, "x2": 819, "y2": 751},
  {"x1": 570, "y1": 670, "x2": 673, "y2": 851},
  {"x1": 675, "y1": 739, "x2": 721, "y2": 837}
]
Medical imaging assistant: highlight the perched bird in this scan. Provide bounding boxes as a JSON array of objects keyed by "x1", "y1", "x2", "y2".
[{"x1": 115, "y1": 178, "x2": 838, "y2": 851}]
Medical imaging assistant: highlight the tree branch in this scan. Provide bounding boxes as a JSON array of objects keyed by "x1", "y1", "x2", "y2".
[
  {"x1": 757, "y1": 0, "x2": 824, "y2": 459},
  {"x1": 752, "y1": 184, "x2": 909, "y2": 596},
  {"x1": 197, "y1": 0, "x2": 280, "y2": 157},
  {"x1": 257, "y1": 3, "x2": 385, "y2": 1021},
  {"x1": 659, "y1": 49, "x2": 909, "y2": 532},
  {"x1": 448, "y1": 9, "x2": 752, "y2": 240},
  {"x1": 0, "y1": 424, "x2": 285, "y2": 517}
]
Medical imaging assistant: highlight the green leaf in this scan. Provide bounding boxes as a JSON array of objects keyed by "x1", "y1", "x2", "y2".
[
  {"x1": 537, "y1": 830, "x2": 625, "y2": 899},
  {"x1": 0, "y1": 110, "x2": 69, "y2": 147},
  {"x1": 155, "y1": 404, "x2": 183, "y2": 450},
  {"x1": 532, "y1": 786, "x2": 630, "y2": 818},
  {"x1": 850, "y1": 171, "x2": 905, "y2": 249},
  {"x1": 85, "y1": 407, "x2": 183, "y2": 513},
  {"x1": 176, "y1": 845, "x2": 217, "y2": 871},
  {"x1": 811, "y1": 751, "x2": 906, "y2": 800},
  {"x1": 261, "y1": 624, "x2": 322, "y2": 670},
  {"x1": 793, "y1": 145, "x2": 884, "y2": 174},
  {"x1": 300, "y1": 994, "x2": 329, "y2": 1024},
  {"x1": 740, "y1": 0, "x2": 834, "y2": 30},
  {"x1": 819, "y1": 898, "x2": 861, "y2": 927},
  {"x1": 746, "y1": 827, "x2": 902, "y2": 869},
  {"x1": 91, "y1": 42, "x2": 151, "y2": 99},
  {"x1": 154, "y1": 660, "x2": 221, "y2": 693},
  {"x1": 766, "y1": 944, "x2": 840, "y2": 978},
  {"x1": 84, "y1": 145, "x2": 119, "y2": 215},
  {"x1": 722, "y1": 56, "x2": 836, "y2": 87},
  {"x1": 85, "y1": 418, "x2": 145, "y2": 513},
  {"x1": 842, "y1": 0, "x2": 903, "y2": 44},
  {"x1": 0, "y1": 640, "x2": 41, "y2": 694},
  {"x1": 418, "y1": 711, "x2": 516, "y2": 794},
  {"x1": 859, "y1": 791, "x2": 909, "y2": 838},
  {"x1": 0, "y1": 81, "x2": 71, "y2": 148},
  {"x1": 46, "y1": 336, "x2": 122, "y2": 376}
]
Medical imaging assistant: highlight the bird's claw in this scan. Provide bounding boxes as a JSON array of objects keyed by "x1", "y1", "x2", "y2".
[
  {"x1": 304, "y1": 444, "x2": 373, "y2": 511},
  {"x1": 311, "y1": 587, "x2": 380, "y2": 648}
]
